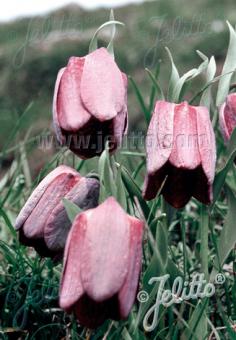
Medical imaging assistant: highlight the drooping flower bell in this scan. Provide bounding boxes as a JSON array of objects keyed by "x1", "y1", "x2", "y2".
[
  {"x1": 219, "y1": 93, "x2": 236, "y2": 142},
  {"x1": 53, "y1": 47, "x2": 128, "y2": 159},
  {"x1": 15, "y1": 165, "x2": 99, "y2": 259},
  {"x1": 143, "y1": 100, "x2": 216, "y2": 208},
  {"x1": 59, "y1": 197, "x2": 144, "y2": 329}
]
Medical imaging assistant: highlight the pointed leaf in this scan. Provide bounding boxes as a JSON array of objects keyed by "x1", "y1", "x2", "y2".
[
  {"x1": 200, "y1": 55, "x2": 216, "y2": 109},
  {"x1": 62, "y1": 198, "x2": 82, "y2": 223},
  {"x1": 173, "y1": 58, "x2": 208, "y2": 103},
  {"x1": 165, "y1": 47, "x2": 180, "y2": 101},
  {"x1": 213, "y1": 187, "x2": 236, "y2": 271},
  {"x1": 145, "y1": 68, "x2": 164, "y2": 100},
  {"x1": 107, "y1": 9, "x2": 116, "y2": 57},
  {"x1": 212, "y1": 128, "x2": 236, "y2": 206},
  {"x1": 216, "y1": 21, "x2": 236, "y2": 106}
]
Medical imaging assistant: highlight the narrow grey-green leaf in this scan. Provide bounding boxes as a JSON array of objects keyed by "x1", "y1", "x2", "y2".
[
  {"x1": 200, "y1": 56, "x2": 216, "y2": 109},
  {"x1": 183, "y1": 299, "x2": 208, "y2": 340},
  {"x1": 216, "y1": 21, "x2": 236, "y2": 106},
  {"x1": 107, "y1": 9, "x2": 116, "y2": 57},
  {"x1": 121, "y1": 165, "x2": 150, "y2": 220},
  {"x1": 189, "y1": 69, "x2": 235, "y2": 105},
  {"x1": 165, "y1": 47, "x2": 180, "y2": 101},
  {"x1": 129, "y1": 75, "x2": 150, "y2": 123},
  {"x1": 145, "y1": 68, "x2": 165, "y2": 100},
  {"x1": 155, "y1": 221, "x2": 168, "y2": 269},
  {"x1": 98, "y1": 147, "x2": 115, "y2": 202},
  {"x1": 148, "y1": 60, "x2": 161, "y2": 112},
  {"x1": 212, "y1": 127, "x2": 236, "y2": 206},
  {"x1": 62, "y1": 198, "x2": 81, "y2": 223},
  {"x1": 196, "y1": 50, "x2": 208, "y2": 61},
  {"x1": 116, "y1": 163, "x2": 127, "y2": 210},
  {"x1": 213, "y1": 187, "x2": 236, "y2": 271},
  {"x1": 173, "y1": 58, "x2": 208, "y2": 103}
]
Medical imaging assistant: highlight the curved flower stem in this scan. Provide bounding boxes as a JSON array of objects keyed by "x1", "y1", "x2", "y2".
[{"x1": 89, "y1": 20, "x2": 124, "y2": 54}]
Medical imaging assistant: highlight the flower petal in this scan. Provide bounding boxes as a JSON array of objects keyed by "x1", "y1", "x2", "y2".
[
  {"x1": 146, "y1": 100, "x2": 175, "y2": 175},
  {"x1": 110, "y1": 106, "x2": 127, "y2": 153},
  {"x1": 15, "y1": 165, "x2": 79, "y2": 231},
  {"x1": 59, "y1": 213, "x2": 86, "y2": 310},
  {"x1": 143, "y1": 160, "x2": 169, "y2": 201},
  {"x1": 219, "y1": 102, "x2": 229, "y2": 141},
  {"x1": 161, "y1": 163, "x2": 199, "y2": 208},
  {"x1": 169, "y1": 102, "x2": 201, "y2": 169},
  {"x1": 44, "y1": 177, "x2": 100, "y2": 252},
  {"x1": 112, "y1": 73, "x2": 128, "y2": 148},
  {"x1": 74, "y1": 294, "x2": 120, "y2": 329},
  {"x1": 56, "y1": 57, "x2": 91, "y2": 131},
  {"x1": 118, "y1": 216, "x2": 143, "y2": 318},
  {"x1": 143, "y1": 100, "x2": 175, "y2": 200},
  {"x1": 81, "y1": 48, "x2": 125, "y2": 121},
  {"x1": 81, "y1": 197, "x2": 129, "y2": 302},
  {"x1": 64, "y1": 117, "x2": 115, "y2": 158},
  {"x1": 22, "y1": 172, "x2": 79, "y2": 240},
  {"x1": 219, "y1": 93, "x2": 236, "y2": 141},
  {"x1": 19, "y1": 229, "x2": 56, "y2": 258},
  {"x1": 196, "y1": 105, "x2": 216, "y2": 203}
]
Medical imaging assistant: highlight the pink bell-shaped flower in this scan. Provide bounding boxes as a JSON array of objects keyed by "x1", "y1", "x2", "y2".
[
  {"x1": 219, "y1": 93, "x2": 236, "y2": 141},
  {"x1": 53, "y1": 48, "x2": 128, "y2": 159},
  {"x1": 15, "y1": 165, "x2": 99, "y2": 259},
  {"x1": 143, "y1": 100, "x2": 216, "y2": 208},
  {"x1": 59, "y1": 197, "x2": 144, "y2": 328}
]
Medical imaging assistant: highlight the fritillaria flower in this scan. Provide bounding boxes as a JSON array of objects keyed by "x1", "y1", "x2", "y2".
[
  {"x1": 143, "y1": 100, "x2": 216, "y2": 208},
  {"x1": 219, "y1": 93, "x2": 236, "y2": 142},
  {"x1": 15, "y1": 165, "x2": 99, "y2": 259},
  {"x1": 59, "y1": 197, "x2": 144, "y2": 328},
  {"x1": 53, "y1": 47, "x2": 128, "y2": 159}
]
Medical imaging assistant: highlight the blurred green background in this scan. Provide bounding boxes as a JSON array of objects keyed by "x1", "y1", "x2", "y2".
[{"x1": 0, "y1": 0, "x2": 235, "y2": 175}]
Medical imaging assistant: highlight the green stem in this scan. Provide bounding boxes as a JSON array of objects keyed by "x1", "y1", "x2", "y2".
[
  {"x1": 161, "y1": 197, "x2": 168, "y2": 229},
  {"x1": 200, "y1": 205, "x2": 209, "y2": 279},
  {"x1": 199, "y1": 204, "x2": 209, "y2": 338},
  {"x1": 181, "y1": 216, "x2": 187, "y2": 280}
]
